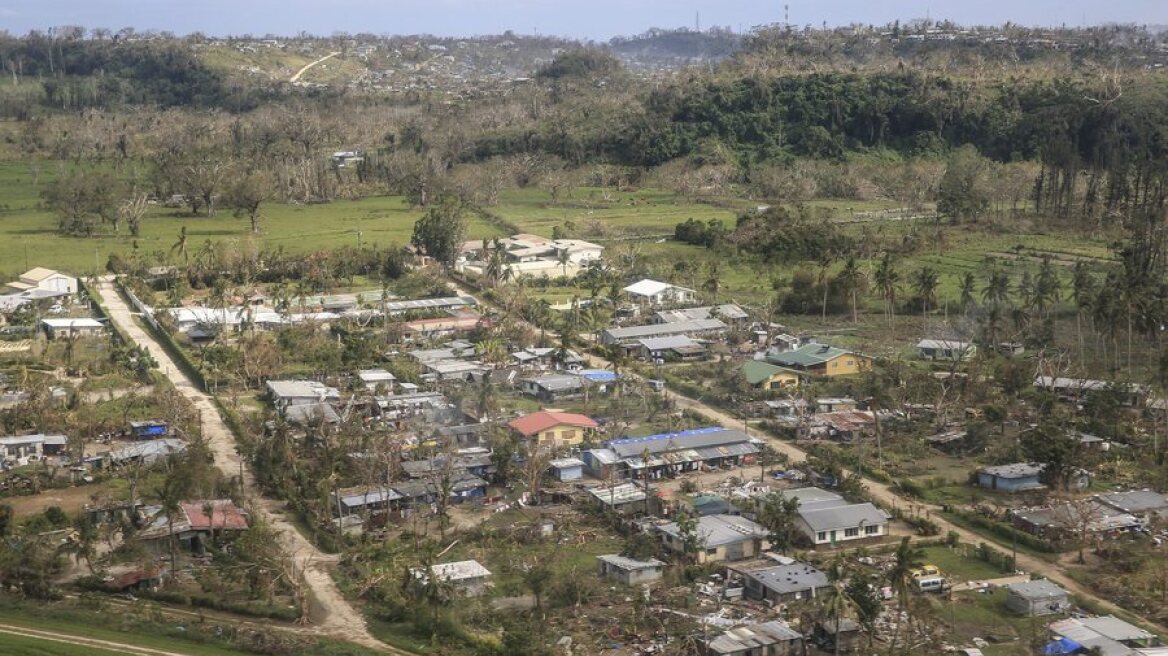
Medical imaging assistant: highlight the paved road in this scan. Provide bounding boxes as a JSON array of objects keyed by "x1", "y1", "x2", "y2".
[{"x1": 95, "y1": 279, "x2": 401, "y2": 654}]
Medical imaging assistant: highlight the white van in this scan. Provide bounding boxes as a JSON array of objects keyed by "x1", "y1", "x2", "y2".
[{"x1": 916, "y1": 576, "x2": 949, "y2": 593}]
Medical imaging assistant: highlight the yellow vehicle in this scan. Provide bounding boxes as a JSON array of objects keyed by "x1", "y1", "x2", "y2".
[{"x1": 910, "y1": 565, "x2": 941, "y2": 579}]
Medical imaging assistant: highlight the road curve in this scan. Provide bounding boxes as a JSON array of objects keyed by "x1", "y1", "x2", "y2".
[{"x1": 94, "y1": 278, "x2": 404, "y2": 654}]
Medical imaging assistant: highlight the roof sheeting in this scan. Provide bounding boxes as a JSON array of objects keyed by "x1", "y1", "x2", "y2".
[
  {"x1": 602, "y1": 319, "x2": 725, "y2": 342},
  {"x1": 798, "y1": 502, "x2": 889, "y2": 532},
  {"x1": 509, "y1": 411, "x2": 598, "y2": 437},
  {"x1": 607, "y1": 427, "x2": 753, "y2": 459}
]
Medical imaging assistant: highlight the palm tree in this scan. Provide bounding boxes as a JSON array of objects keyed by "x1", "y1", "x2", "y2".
[
  {"x1": 886, "y1": 537, "x2": 925, "y2": 656},
  {"x1": 556, "y1": 249, "x2": 572, "y2": 278},
  {"x1": 1033, "y1": 256, "x2": 1061, "y2": 318},
  {"x1": 912, "y1": 266, "x2": 940, "y2": 325},
  {"x1": 170, "y1": 227, "x2": 189, "y2": 263},
  {"x1": 820, "y1": 559, "x2": 858, "y2": 656},
  {"x1": 982, "y1": 269, "x2": 1011, "y2": 309},
  {"x1": 837, "y1": 257, "x2": 865, "y2": 323},
  {"x1": 873, "y1": 253, "x2": 900, "y2": 325},
  {"x1": 959, "y1": 271, "x2": 976, "y2": 315},
  {"x1": 1070, "y1": 262, "x2": 1095, "y2": 367}
]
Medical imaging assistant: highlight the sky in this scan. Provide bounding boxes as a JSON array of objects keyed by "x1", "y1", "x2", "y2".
[{"x1": 1, "y1": 0, "x2": 1166, "y2": 40}]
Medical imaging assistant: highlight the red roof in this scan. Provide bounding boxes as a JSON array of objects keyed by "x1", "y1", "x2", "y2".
[
  {"x1": 180, "y1": 500, "x2": 249, "y2": 531},
  {"x1": 508, "y1": 411, "x2": 598, "y2": 437}
]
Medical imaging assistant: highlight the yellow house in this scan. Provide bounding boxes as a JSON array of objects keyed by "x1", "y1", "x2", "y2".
[
  {"x1": 508, "y1": 410, "x2": 599, "y2": 447},
  {"x1": 767, "y1": 343, "x2": 872, "y2": 378},
  {"x1": 742, "y1": 361, "x2": 802, "y2": 391}
]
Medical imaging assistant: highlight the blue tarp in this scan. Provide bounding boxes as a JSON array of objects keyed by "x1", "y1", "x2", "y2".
[{"x1": 1042, "y1": 637, "x2": 1082, "y2": 655}]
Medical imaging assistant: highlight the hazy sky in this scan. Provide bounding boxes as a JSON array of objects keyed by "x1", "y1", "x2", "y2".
[{"x1": 1, "y1": 0, "x2": 1165, "y2": 39}]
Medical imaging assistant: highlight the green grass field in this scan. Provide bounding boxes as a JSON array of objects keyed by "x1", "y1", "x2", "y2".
[
  {"x1": 0, "y1": 630, "x2": 128, "y2": 655},
  {"x1": 919, "y1": 545, "x2": 1008, "y2": 582}
]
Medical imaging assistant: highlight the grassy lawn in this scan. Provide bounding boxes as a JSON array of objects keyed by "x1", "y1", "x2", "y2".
[
  {"x1": 929, "y1": 588, "x2": 1047, "y2": 656},
  {"x1": 0, "y1": 630, "x2": 129, "y2": 656},
  {"x1": 919, "y1": 545, "x2": 1010, "y2": 582},
  {"x1": 0, "y1": 611, "x2": 252, "y2": 656},
  {"x1": 0, "y1": 160, "x2": 504, "y2": 277}
]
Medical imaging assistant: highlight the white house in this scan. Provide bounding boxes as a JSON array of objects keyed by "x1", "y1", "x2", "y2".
[
  {"x1": 4, "y1": 268, "x2": 77, "y2": 296},
  {"x1": 40, "y1": 318, "x2": 105, "y2": 340},
  {"x1": 623, "y1": 279, "x2": 697, "y2": 306}
]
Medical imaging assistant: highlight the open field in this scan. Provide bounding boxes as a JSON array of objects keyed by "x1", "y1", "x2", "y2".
[{"x1": 0, "y1": 630, "x2": 129, "y2": 655}]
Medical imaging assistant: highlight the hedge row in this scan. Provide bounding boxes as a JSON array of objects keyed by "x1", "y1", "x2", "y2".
[
  {"x1": 114, "y1": 278, "x2": 209, "y2": 392},
  {"x1": 942, "y1": 507, "x2": 1062, "y2": 554}
]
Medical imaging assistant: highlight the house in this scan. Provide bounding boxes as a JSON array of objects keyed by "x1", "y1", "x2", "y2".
[
  {"x1": 0, "y1": 434, "x2": 67, "y2": 462},
  {"x1": 40, "y1": 318, "x2": 105, "y2": 340},
  {"x1": 549, "y1": 457, "x2": 586, "y2": 482},
  {"x1": 655, "y1": 304, "x2": 749, "y2": 326},
  {"x1": 596, "y1": 554, "x2": 665, "y2": 585},
  {"x1": 510, "y1": 346, "x2": 583, "y2": 370},
  {"x1": 357, "y1": 369, "x2": 396, "y2": 393},
  {"x1": 796, "y1": 500, "x2": 889, "y2": 546},
  {"x1": 1012, "y1": 500, "x2": 1140, "y2": 540},
  {"x1": 393, "y1": 475, "x2": 489, "y2": 506},
  {"x1": 456, "y1": 235, "x2": 603, "y2": 279},
  {"x1": 589, "y1": 483, "x2": 648, "y2": 514},
  {"x1": 284, "y1": 402, "x2": 343, "y2": 427},
  {"x1": 623, "y1": 279, "x2": 697, "y2": 306},
  {"x1": 137, "y1": 499, "x2": 249, "y2": 554},
  {"x1": 401, "y1": 311, "x2": 484, "y2": 341},
  {"x1": 266, "y1": 380, "x2": 341, "y2": 413},
  {"x1": 657, "y1": 514, "x2": 769, "y2": 563},
  {"x1": 636, "y1": 335, "x2": 709, "y2": 361},
  {"x1": 808, "y1": 411, "x2": 876, "y2": 443},
  {"x1": 600, "y1": 319, "x2": 725, "y2": 346},
  {"x1": 977, "y1": 462, "x2": 1089, "y2": 492},
  {"x1": 420, "y1": 359, "x2": 487, "y2": 382},
  {"x1": 334, "y1": 486, "x2": 405, "y2": 518},
  {"x1": 816, "y1": 398, "x2": 857, "y2": 413},
  {"x1": 743, "y1": 361, "x2": 801, "y2": 391},
  {"x1": 813, "y1": 617, "x2": 862, "y2": 654},
  {"x1": 90, "y1": 439, "x2": 186, "y2": 469},
  {"x1": 4, "y1": 267, "x2": 77, "y2": 295},
  {"x1": 1049, "y1": 616, "x2": 1164, "y2": 655},
  {"x1": 128, "y1": 421, "x2": 169, "y2": 440},
  {"x1": 766, "y1": 343, "x2": 871, "y2": 377},
  {"x1": 521, "y1": 374, "x2": 585, "y2": 402},
  {"x1": 508, "y1": 410, "x2": 598, "y2": 447},
  {"x1": 411, "y1": 560, "x2": 492, "y2": 597},
  {"x1": 917, "y1": 338, "x2": 977, "y2": 361},
  {"x1": 737, "y1": 562, "x2": 830, "y2": 604},
  {"x1": 1095, "y1": 490, "x2": 1168, "y2": 521},
  {"x1": 592, "y1": 427, "x2": 759, "y2": 480},
  {"x1": 400, "y1": 453, "x2": 493, "y2": 481},
  {"x1": 1035, "y1": 376, "x2": 1148, "y2": 407},
  {"x1": 1004, "y1": 579, "x2": 1071, "y2": 616},
  {"x1": 707, "y1": 620, "x2": 804, "y2": 656}
]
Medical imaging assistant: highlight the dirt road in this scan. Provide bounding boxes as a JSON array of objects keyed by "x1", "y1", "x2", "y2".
[
  {"x1": 290, "y1": 52, "x2": 340, "y2": 83},
  {"x1": 0, "y1": 622, "x2": 193, "y2": 656},
  {"x1": 470, "y1": 282, "x2": 1168, "y2": 635},
  {"x1": 95, "y1": 279, "x2": 401, "y2": 654}
]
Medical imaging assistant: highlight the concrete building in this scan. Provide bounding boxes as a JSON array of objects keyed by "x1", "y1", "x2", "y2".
[
  {"x1": 4, "y1": 267, "x2": 77, "y2": 295},
  {"x1": 40, "y1": 318, "x2": 105, "y2": 339},
  {"x1": 738, "y1": 562, "x2": 830, "y2": 603},
  {"x1": 508, "y1": 410, "x2": 598, "y2": 447},
  {"x1": 596, "y1": 554, "x2": 665, "y2": 586},
  {"x1": 411, "y1": 560, "x2": 492, "y2": 597},
  {"x1": 623, "y1": 279, "x2": 697, "y2": 306},
  {"x1": 600, "y1": 319, "x2": 726, "y2": 346},
  {"x1": 1004, "y1": 580, "x2": 1070, "y2": 616},
  {"x1": 657, "y1": 514, "x2": 769, "y2": 563}
]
